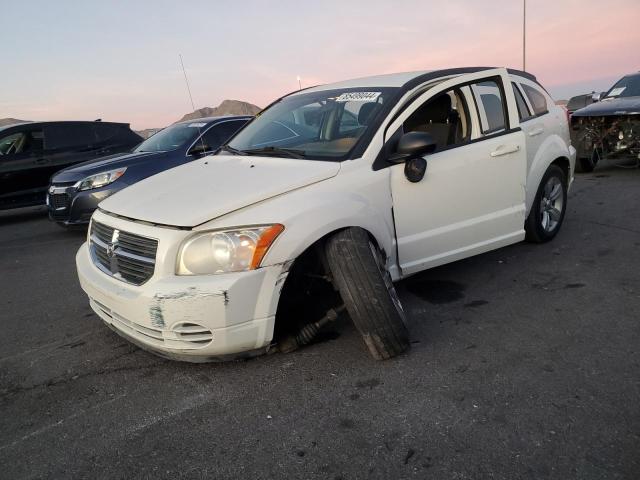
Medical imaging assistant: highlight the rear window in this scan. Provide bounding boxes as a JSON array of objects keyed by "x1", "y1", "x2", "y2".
[
  {"x1": 521, "y1": 84, "x2": 548, "y2": 116},
  {"x1": 471, "y1": 80, "x2": 507, "y2": 134},
  {"x1": 45, "y1": 124, "x2": 96, "y2": 149},
  {"x1": 512, "y1": 83, "x2": 532, "y2": 121}
]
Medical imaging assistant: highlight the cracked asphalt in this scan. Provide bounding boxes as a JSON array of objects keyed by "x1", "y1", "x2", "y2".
[{"x1": 1, "y1": 164, "x2": 639, "y2": 479}]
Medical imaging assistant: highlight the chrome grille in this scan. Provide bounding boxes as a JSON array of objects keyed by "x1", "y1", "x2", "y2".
[{"x1": 89, "y1": 220, "x2": 158, "y2": 285}]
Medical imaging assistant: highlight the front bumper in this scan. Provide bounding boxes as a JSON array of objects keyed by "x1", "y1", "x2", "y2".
[
  {"x1": 47, "y1": 184, "x2": 121, "y2": 226},
  {"x1": 75, "y1": 213, "x2": 288, "y2": 361}
]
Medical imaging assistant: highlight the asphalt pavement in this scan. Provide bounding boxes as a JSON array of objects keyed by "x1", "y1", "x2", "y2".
[{"x1": 1, "y1": 163, "x2": 639, "y2": 479}]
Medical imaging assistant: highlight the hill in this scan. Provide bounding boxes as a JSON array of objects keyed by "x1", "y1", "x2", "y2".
[
  {"x1": 176, "y1": 99, "x2": 260, "y2": 123},
  {"x1": 0, "y1": 118, "x2": 31, "y2": 127}
]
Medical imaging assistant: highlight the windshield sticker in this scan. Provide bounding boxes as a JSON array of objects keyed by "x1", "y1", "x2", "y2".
[
  {"x1": 608, "y1": 87, "x2": 626, "y2": 97},
  {"x1": 188, "y1": 122, "x2": 207, "y2": 127},
  {"x1": 335, "y1": 92, "x2": 381, "y2": 102}
]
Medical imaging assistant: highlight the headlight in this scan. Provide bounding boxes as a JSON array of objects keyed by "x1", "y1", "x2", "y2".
[
  {"x1": 76, "y1": 167, "x2": 126, "y2": 191},
  {"x1": 176, "y1": 224, "x2": 284, "y2": 275}
]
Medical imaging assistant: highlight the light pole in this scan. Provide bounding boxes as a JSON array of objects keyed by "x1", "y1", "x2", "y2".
[
  {"x1": 523, "y1": 0, "x2": 526, "y2": 71},
  {"x1": 297, "y1": 75, "x2": 302, "y2": 90}
]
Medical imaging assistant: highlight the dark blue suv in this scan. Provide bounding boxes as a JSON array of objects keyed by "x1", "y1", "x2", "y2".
[{"x1": 48, "y1": 115, "x2": 251, "y2": 226}]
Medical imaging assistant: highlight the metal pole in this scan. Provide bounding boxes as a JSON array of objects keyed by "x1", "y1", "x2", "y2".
[{"x1": 523, "y1": 0, "x2": 526, "y2": 71}]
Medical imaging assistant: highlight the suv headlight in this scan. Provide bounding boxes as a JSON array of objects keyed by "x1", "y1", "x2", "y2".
[
  {"x1": 76, "y1": 167, "x2": 127, "y2": 191},
  {"x1": 176, "y1": 224, "x2": 284, "y2": 275}
]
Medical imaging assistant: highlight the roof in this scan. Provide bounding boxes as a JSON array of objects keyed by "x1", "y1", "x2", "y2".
[{"x1": 296, "y1": 67, "x2": 538, "y2": 95}]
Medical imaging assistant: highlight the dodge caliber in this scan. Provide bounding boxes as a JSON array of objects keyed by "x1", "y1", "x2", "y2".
[{"x1": 76, "y1": 67, "x2": 576, "y2": 362}]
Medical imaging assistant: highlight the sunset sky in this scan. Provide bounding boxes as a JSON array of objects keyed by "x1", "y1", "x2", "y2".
[{"x1": 1, "y1": 0, "x2": 639, "y2": 129}]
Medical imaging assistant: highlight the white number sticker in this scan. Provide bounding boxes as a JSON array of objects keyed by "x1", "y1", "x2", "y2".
[
  {"x1": 188, "y1": 122, "x2": 207, "y2": 128},
  {"x1": 335, "y1": 92, "x2": 381, "y2": 102},
  {"x1": 608, "y1": 87, "x2": 626, "y2": 97}
]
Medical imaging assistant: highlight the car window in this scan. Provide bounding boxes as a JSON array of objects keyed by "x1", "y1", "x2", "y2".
[
  {"x1": 227, "y1": 87, "x2": 398, "y2": 161},
  {"x1": 512, "y1": 83, "x2": 532, "y2": 121},
  {"x1": 135, "y1": 122, "x2": 201, "y2": 153},
  {"x1": 403, "y1": 88, "x2": 471, "y2": 152},
  {"x1": 521, "y1": 84, "x2": 548, "y2": 116},
  {"x1": 0, "y1": 130, "x2": 44, "y2": 155},
  {"x1": 45, "y1": 124, "x2": 96, "y2": 149},
  {"x1": 191, "y1": 120, "x2": 248, "y2": 154},
  {"x1": 470, "y1": 80, "x2": 507, "y2": 134},
  {"x1": 94, "y1": 123, "x2": 120, "y2": 143}
]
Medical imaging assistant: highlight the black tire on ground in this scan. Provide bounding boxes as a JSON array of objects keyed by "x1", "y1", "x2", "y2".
[
  {"x1": 525, "y1": 164, "x2": 568, "y2": 243},
  {"x1": 324, "y1": 227, "x2": 410, "y2": 360}
]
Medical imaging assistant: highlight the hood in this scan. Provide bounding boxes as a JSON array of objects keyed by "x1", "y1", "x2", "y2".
[
  {"x1": 52, "y1": 151, "x2": 164, "y2": 182},
  {"x1": 572, "y1": 96, "x2": 640, "y2": 117},
  {"x1": 99, "y1": 154, "x2": 341, "y2": 227}
]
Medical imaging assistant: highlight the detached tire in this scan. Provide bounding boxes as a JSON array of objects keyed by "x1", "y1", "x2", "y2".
[
  {"x1": 325, "y1": 228, "x2": 410, "y2": 360},
  {"x1": 525, "y1": 164, "x2": 568, "y2": 243}
]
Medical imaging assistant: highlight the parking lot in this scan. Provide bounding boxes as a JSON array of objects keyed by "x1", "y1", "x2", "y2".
[{"x1": 0, "y1": 164, "x2": 638, "y2": 479}]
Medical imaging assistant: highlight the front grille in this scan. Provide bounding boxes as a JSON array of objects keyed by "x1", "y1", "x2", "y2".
[
  {"x1": 89, "y1": 220, "x2": 158, "y2": 285},
  {"x1": 49, "y1": 193, "x2": 69, "y2": 210}
]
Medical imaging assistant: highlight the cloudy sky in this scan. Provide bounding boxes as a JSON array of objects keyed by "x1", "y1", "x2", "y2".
[{"x1": 1, "y1": 0, "x2": 638, "y2": 129}]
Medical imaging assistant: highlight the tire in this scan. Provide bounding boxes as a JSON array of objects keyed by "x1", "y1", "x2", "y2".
[
  {"x1": 325, "y1": 228, "x2": 410, "y2": 360},
  {"x1": 525, "y1": 164, "x2": 568, "y2": 243}
]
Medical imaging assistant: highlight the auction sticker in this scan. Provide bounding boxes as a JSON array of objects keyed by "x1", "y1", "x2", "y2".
[
  {"x1": 188, "y1": 122, "x2": 207, "y2": 127},
  {"x1": 335, "y1": 92, "x2": 381, "y2": 102},
  {"x1": 608, "y1": 87, "x2": 626, "y2": 97}
]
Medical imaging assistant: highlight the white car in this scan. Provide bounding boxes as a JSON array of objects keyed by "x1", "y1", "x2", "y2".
[{"x1": 76, "y1": 67, "x2": 576, "y2": 362}]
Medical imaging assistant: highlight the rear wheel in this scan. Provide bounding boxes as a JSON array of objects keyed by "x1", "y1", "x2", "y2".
[
  {"x1": 525, "y1": 164, "x2": 567, "y2": 243},
  {"x1": 325, "y1": 228, "x2": 410, "y2": 360}
]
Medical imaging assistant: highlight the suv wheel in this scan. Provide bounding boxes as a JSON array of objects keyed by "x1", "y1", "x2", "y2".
[
  {"x1": 325, "y1": 228, "x2": 410, "y2": 360},
  {"x1": 525, "y1": 164, "x2": 568, "y2": 243}
]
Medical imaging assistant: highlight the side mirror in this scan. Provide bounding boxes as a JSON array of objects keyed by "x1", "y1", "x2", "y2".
[
  {"x1": 592, "y1": 91, "x2": 604, "y2": 102},
  {"x1": 388, "y1": 131, "x2": 436, "y2": 183}
]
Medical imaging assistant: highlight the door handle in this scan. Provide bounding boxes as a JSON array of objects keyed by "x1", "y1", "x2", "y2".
[
  {"x1": 490, "y1": 144, "x2": 520, "y2": 157},
  {"x1": 528, "y1": 126, "x2": 545, "y2": 137}
]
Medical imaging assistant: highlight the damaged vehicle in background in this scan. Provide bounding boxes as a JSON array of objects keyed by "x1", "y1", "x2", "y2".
[
  {"x1": 75, "y1": 67, "x2": 575, "y2": 362},
  {"x1": 571, "y1": 71, "x2": 640, "y2": 172}
]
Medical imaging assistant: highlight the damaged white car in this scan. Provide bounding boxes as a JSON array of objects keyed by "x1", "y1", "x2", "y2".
[{"x1": 76, "y1": 67, "x2": 576, "y2": 362}]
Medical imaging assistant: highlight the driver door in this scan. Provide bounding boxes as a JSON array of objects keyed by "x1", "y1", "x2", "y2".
[{"x1": 387, "y1": 69, "x2": 527, "y2": 276}]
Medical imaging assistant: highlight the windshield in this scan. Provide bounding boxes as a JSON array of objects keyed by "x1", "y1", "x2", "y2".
[
  {"x1": 605, "y1": 75, "x2": 640, "y2": 99},
  {"x1": 135, "y1": 122, "x2": 205, "y2": 153},
  {"x1": 226, "y1": 87, "x2": 398, "y2": 160}
]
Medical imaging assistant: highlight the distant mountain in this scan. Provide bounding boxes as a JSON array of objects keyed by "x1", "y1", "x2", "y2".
[
  {"x1": 0, "y1": 118, "x2": 31, "y2": 127},
  {"x1": 135, "y1": 128, "x2": 162, "y2": 139},
  {"x1": 176, "y1": 99, "x2": 260, "y2": 123}
]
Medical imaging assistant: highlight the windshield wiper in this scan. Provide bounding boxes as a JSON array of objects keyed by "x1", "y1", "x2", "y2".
[
  {"x1": 217, "y1": 144, "x2": 247, "y2": 156},
  {"x1": 242, "y1": 146, "x2": 307, "y2": 159}
]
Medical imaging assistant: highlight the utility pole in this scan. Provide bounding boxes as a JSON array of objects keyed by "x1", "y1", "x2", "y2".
[
  {"x1": 297, "y1": 75, "x2": 302, "y2": 90},
  {"x1": 523, "y1": 0, "x2": 526, "y2": 71}
]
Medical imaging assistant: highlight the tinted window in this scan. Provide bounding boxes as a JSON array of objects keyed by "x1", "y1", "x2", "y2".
[
  {"x1": 191, "y1": 120, "x2": 247, "y2": 154},
  {"x1": 403, "y1": 89, "x2": 471, "y2": 152},
  {"x1": 94, "y1": 123, "x2": 120, "y2": 142},
  {"x1": 521, "y1": 84, "x2": 548, "y2": 116},
  {"x1": 0, "y1": 130, "x2": 44, "y2": 155},
  {"x1": 45, "y1": 124, "x2": 96, "y2": 149},
  {"x1": 512, "y1": 83, "x2": 532, "y2": 121},
  {"x1": 604, "y1": 74, "x2": 640, "y2": 98},
  {"x1": 471, "y1": 80, "x2": 507, "y2": 133}
]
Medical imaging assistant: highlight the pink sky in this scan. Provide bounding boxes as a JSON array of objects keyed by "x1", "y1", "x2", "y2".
[{"x1": 1, "y1": 0, "x2": 639, "y2": 129}]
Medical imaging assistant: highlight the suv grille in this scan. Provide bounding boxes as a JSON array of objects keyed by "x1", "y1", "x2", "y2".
[
  {"x1": 49, "y1": 193, "x2": 69, "y2": 210},
  {"x1": 89, "y1": 221, "x2": 158, "y2": 285}
]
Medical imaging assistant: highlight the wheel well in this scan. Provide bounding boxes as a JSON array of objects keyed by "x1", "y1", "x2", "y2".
[
  {"x1": 551, "y1": 156, "x2": 570, "y2": 182},
  {"x1": 273, "y1": 227, "x2": 377, "y2": 341}
]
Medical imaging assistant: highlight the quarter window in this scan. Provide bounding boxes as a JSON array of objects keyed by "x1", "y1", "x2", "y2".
[
  {"x1": 471, "y1": 80, "x2": 507, "y2": 134},
  {"x1": 521, "y1": 84, "x2": 548, "y2": 116},
  {"x1": 512, "y1": 83, "x2": 532, "y2": 121}
]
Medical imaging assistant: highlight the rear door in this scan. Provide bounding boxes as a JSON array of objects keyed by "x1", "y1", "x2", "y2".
[
  {"x1": 388, "y1": 69, "x2": 527, "y2": 275},
  {"x1": 43, "y1": 122, "x2": 98, "y2": 174}
]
